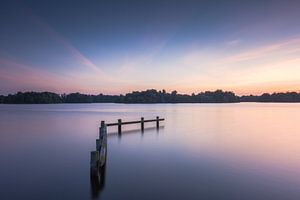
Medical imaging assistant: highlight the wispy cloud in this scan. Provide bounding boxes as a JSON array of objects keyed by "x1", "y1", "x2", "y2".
[
  {"x1": 0, "y1": 56, "x2": 144, "y2": 95},
  {"x1": 226, "y1": 39, "x2": 241, "y2": 47},
  {"x1": 0, "y1": 8, "x2": 136, "y2": 94},
  {"x1": 119, "y1": 41, "x2": 167, "y2": 73},
  {"x1": 225, "y1": 37, "x2": 300, "y2": 63},
  {"x1": 25, "y1": 9, "x2": 108, "y2": 77},
  {"x1": 167, "y1": 36, "x2": 300, "y2": 94},
  {"x1": 0, "y1": 57, "x2": 76, "y2": 93}
]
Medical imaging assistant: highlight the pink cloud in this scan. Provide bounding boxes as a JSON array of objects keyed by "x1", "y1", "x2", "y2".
[
  {"x1": 0, "y1": 57, "x2": 80, "y2": 93},
  {"x1": 225, "y1": 37, "x2": 300, "y2": 62}
]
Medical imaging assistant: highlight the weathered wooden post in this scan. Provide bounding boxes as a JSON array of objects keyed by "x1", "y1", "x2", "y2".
[
  {"x1": 141, "y1": 117, "x2": 144, "y2": 131},
  {"x1": 96, "y1": 139, "x2": 101, "y2": 151},
  {"x1": 99, "y1": 121, "x2": 105, "y2": 138},
  {"x1": 99, "y1": 121, "x2": 105, "y2": 139},
  {"x1": 118, "y1": 119, "x2": 122, "y2": 134},
  {"x1": 91, "y1": 120, "x2": 107, "y2": 175},
  {"x1": 101, "y1": 120, "x2": 105, "y2": 127},
  {"x1": 99, "y1": 121, "x2": 107, "y2": 167},
  {"x1": 90, "y1": 151, "x2": 99, "y2": 175},
  {"x1": 156, "y1": 116, "x2": 159, "y2": 129}
]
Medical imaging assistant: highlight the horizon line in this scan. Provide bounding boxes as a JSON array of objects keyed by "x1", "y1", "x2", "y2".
[{"x1": 2, "y1": 89, "x2": 300, "y2": 97}]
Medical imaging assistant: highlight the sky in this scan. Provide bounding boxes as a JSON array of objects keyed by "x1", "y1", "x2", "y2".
[{"x1": 1, "y1": 0, "x2": 300, "y2": 95}]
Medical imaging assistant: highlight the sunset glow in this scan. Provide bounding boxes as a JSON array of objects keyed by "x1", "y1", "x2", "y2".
[{"x1": 1, "y1": 1, "x2": 300, "y2": 95}]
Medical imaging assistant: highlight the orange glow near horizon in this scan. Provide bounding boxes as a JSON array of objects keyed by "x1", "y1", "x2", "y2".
[{"x1": 1, "y1": 35, "x2": 300, "y2": 95}]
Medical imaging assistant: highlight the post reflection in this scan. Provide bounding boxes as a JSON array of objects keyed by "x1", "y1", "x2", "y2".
[
  {"x1": 90, "y1": 125, "x2": 164, "y2": 199},
  {"x1": 108, "y1": 126, "x2": 164, "y2": 138},
  {"x1": 90, "y1": 164, "x2": 106, "y2": 199}
]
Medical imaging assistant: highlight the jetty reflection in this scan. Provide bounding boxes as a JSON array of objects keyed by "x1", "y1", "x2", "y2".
[
  {"x1": 90, "y1": 165, "x2": 106, "y2": 199},
  {"x1": 90, "y1": 125, "x2": 163, "y2": 199},
  {"x1": 108, "y1": 126, "x2": 164, "y2": 138}
]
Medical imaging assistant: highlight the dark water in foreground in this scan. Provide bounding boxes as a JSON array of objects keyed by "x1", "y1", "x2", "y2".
[{"x1": 0, "y1": 103, "x2": 300, "y2": 200}]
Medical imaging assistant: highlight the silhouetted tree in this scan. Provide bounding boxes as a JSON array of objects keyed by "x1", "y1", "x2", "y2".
[
  {"x1": 2, "y1": 90, "x2": 300, "y2": 104},
  {"x1": 2, "y1": 92, "x2": 62, "y2": 104},
  {"x1": 240, "y1": 92, "x2": 300, "y2": 102},
  {"x1": 0, "y1": 95, "x2": 4, "y2": 103}
]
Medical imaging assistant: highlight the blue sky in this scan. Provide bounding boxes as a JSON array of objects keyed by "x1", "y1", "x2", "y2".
[{"x1": 1, "y1": 0, "x2": 300, "y2": 95}]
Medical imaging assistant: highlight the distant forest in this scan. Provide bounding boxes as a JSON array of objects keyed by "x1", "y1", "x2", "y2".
[{"x1": 1, "y1": 89, "x2": 300, "y2": 104}]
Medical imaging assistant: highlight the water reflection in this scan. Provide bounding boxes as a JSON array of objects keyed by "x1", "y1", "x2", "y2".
[
  {"x1": 90, "y1": 165, "x2": 106, "y2": 199},
  {"x1": 107, "y1": 126, "x2": 164, "y2": 138},
  {"x1": 2, "y1": 104, "x2": 300, "y2": 200}
]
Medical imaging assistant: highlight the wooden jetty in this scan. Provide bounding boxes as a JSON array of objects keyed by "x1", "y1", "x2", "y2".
[
  {"x1": 90, "y1": 120, "x2": 107, "y2": 176},
  {"x1": 106, "y1": 116, "x2": 164, "y2": 133},
  {"x1": 90, "y1": 116, "x2": 164, "y2": 174}
]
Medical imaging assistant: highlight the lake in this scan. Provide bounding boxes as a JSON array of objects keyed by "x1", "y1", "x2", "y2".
[{"x1": 0, "y1": 103, "x2": 300, "y2": 200}]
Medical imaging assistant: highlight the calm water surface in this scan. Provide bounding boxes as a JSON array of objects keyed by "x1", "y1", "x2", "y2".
[{"x1": 0, "y1": 103, "x2": 300, "y2": 200}]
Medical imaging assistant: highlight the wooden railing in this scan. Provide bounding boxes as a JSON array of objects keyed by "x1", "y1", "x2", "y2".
[{"x1": 106, "y1": 116, "x2": 164, "y2": 133}]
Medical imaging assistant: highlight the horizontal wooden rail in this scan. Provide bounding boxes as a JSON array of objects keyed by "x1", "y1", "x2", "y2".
[
  {"x1": 104, "y1": 116, "x2": 164, "y2": 134},
  {"x1": 106, "y1": 118, "x2": 164, "y2": 126}
]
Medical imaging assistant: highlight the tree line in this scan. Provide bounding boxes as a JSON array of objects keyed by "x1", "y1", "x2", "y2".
[{"x1": 0, "y1": 90, "x2": 300, "y2": 104}]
